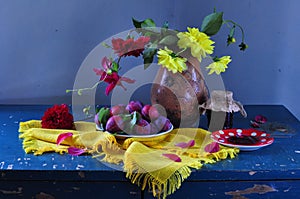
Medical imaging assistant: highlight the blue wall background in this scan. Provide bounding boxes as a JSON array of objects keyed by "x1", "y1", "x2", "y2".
[{"x1": 0, "y1": 0, "x2": 299, "y2": 120}]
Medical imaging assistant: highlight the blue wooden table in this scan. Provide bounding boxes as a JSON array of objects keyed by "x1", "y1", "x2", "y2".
[{"x1": 0, "y1": 105, "x2": 300, "y2": 199}]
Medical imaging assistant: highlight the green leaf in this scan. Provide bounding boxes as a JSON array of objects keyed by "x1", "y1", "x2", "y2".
[
  {"x1": 111, "y1": 61, "x2": 119, "y2": 72},
  {"x1": 101, "y1": 42, "x2": 111, "y2": 48},
  {"x1": 162, "y1": 21, "x2": 169, "y2": 29},
  {"x1": 132, "y1": 18, "x2": 142, "y2": 28},
  {"x1": 143, "y1": 46, "x2": 157, "y2": 69},
  {"x1": 98, "y1": 107, "x2": 111, "y2": 126},
  {"x1": 229, "y1": 25, "x2": 235, "y2": 38},
  {"x1": 130, "y1": 111, "x2": 138, "y2": 127},
  {"x1": 83, "y1": 106, "x2": 91, "y2": 116},
  {"x1": 201, "y1": 12, "x2": 223, "y2": 36},
  {"x1": 132, "y1": 18, "x2": 156, "y2": 29},
  {"x1": 159, "y1": 35, "x2": 178, "y2": 46},
  {"x1": 141, "y1": 19, "x2": 156, "y2": 28},
  {"x1": 95, "y1": 107, "x2": 101, "y2": 114},
  {"x1": 161, "y1": 21, "x2": 170, "y2": 36}
]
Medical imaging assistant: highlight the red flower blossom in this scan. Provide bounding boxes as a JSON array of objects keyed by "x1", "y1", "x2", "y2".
[
  {"x1": 112, "y1": 36, "x2": 150, "y2": 57},
  {"x1": 41, "y1": 104, "x2": 74, "y2": 129}
]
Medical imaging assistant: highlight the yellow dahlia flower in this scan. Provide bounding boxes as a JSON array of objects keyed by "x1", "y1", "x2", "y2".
[
  {"x1": 206, "y1": 56, "x2": 231, "y2": 75},
  {"x1": 157, "y1": 47, "x2": 187, "y2": 73},
  {"x1": 177, "y1": 27, "x2": 215, "y2": 62}
]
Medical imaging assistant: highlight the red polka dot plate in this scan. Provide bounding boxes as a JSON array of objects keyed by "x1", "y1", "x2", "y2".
[{"x1": 211, "y1": 129, "x2": 274, "y2": 151}]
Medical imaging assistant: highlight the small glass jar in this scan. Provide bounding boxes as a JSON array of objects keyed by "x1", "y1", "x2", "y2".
[
  {"x1": 206, "y1": 110, "x2": 234, "y2": 131},
  {"x1": 200, "y1": 90, "x2": 246, "y2": 131}
]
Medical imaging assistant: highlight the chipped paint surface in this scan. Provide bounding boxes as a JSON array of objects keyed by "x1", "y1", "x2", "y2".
[
  {"x1": 78, "y1": 171, "x2": 85, "y2": 178},
  {"x1": 248, "y1": 171, "x2": 256, "y2": 176},
  {"x1": 7, "y1": 164, "x2": 13, "y2": 170},
  {"x1": 76, "y1": 164, "x2": 84, "y2": 170},
  {"x1": 72, "y1": 187, "x2": 80, "y2": 191},
  {"x1": 0, "y1": 187, "x2": 22, "y2": 194},
  {"x1": 0, "y1": 162, "x2": 4, "y2": 169},
  {"x1": 129, "y1": 191, "x2": 138, "y2": 195},
  {"x1": 35, "y1": 192, "x2": 55, "y2": 199},
  {"x1": 225, "y1": 184, "x2": 277, "y2": 198},
  {"x1": 283, "y1": 186, "x2": 292, "y2": 192}
]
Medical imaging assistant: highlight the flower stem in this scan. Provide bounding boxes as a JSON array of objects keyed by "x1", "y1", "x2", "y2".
[
  {"x1": 175, "y1": 48, "x2": 187, "y2": 57},
  {"x1": 66, "y1": 74, "x2": 108, "y2": 95},
  {"x1": 117, "y1": 56, "x2": 122, "y2": 65},
  {"x1": 223, "y1": 20, "x2": 245, "y2": 42}
]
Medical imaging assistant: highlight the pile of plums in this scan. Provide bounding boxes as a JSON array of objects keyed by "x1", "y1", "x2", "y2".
[{"x1": 95, "y1": 101, "x2": 172, "y2": 135}]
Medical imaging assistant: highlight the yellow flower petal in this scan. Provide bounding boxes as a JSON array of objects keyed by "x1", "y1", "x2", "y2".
[
  {"x1": 206, "y1": 56, "x2": 231, "y2": 75},
  {"x1": 177, "y1": 27, "x2": 214, "y2": 62},
  {"x1": 157, "y1": 47, "x2": 187, "y2": 73}
]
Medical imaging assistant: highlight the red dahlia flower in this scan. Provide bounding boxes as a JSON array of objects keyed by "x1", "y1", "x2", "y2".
[
  {"x1": 41, "y1": 104, "x2": 74, "y2": 129},
  {"x1": 112, "y1": 36, "x2": 150, "y2": 57}
]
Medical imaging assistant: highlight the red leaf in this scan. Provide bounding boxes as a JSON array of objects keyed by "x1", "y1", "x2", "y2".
[
  {"x1": 175, "y1": 140, "x2": 195, "y2": 148},
  {"x1": 162, "y1": 153, "x2": 181, "y2": 162},
  {"x1": 56, "y1": 132, "x2": 73, "y2": 145},
  {"x1": 205, "y1": 142, "x2": 220, "y2": 153},
  {"x1": 68, "y1": 147, "x2": 85, "y2": 156}
]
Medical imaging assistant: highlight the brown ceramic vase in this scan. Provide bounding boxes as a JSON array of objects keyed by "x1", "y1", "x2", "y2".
[{"x1": 151, "y1": 60, "x2": 208, "y2": 128}]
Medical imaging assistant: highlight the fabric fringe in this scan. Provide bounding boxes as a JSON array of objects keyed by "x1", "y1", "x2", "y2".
[
  {"x1": 125, "y1": 157, "x2": 192, "y2": 199},
  {"x1": 22, "y1": 136, "x2": 68, "y2": 155},
  {"x1": 19, "y1": 125, "x2": 70, "y2": 155},
  {"x1": 19, "y1": 120, "x2": 41, "y2": 132},
  {"x1": 92, "y1": 133, "x2": 125, "y2": 165},
  {"x1": 208, "y1": 147, "x2": 239, "y2": 161},
  {"x1": 124, "y1": 143, "x2": 239, "y2": 199}
]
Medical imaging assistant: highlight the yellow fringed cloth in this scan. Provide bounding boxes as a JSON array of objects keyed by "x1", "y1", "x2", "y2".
[{"x1": 19, "y1": 120, "x2": 239, "y2": 199}]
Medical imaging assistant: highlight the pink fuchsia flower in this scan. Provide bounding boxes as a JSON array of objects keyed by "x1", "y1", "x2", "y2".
[
  {"x1": 162, "y1": 153, "x2": 182, "y2": 162},
  {"x1": 93, "y1": 57, "x2": 113, "y2": 77},
  {"x1": 111, "y1": 36, "x2": 150, "y2": 57},
  {"x1": 93, "y1": 56, "x2": 135, "y2": 96},
  {"x1": 101, "y1": 56, "x2": 112, "y2": 71},
  {"x1": 94, "y1": 71, "x2": 135, "y2": 96}
]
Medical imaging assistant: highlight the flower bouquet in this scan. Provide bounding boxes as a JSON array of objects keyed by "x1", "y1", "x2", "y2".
[{"x1": 67, "y1": 9, "x2": 247, "y2": 132}]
